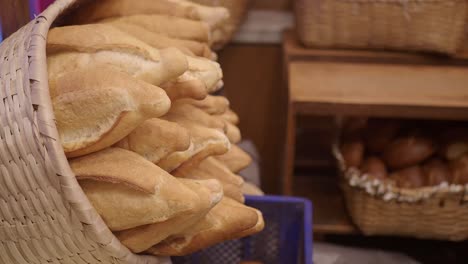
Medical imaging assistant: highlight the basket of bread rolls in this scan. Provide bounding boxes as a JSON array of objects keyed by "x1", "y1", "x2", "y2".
[
  {"x1": 0, "y1": 0, "x2": 264, "y2": 263},
  {"x1": 335, "y1": 118, "x2": 468, "y2": 241}
]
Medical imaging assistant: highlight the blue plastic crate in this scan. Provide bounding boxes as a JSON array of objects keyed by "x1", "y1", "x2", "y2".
[{"x1": 172, "y1": 195, "x2": 313, "y2": 264}]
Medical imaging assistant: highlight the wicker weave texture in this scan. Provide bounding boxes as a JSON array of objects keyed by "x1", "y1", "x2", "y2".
[
  {"x1": 295, "y1": 0, "x2": 467, "y2": 54},
  {"x1": 0, "y1": 0, "x2": 169, "y2": 263},
  {"x1": 341, "y1": 182, "x2": 468, "y2": 240}
]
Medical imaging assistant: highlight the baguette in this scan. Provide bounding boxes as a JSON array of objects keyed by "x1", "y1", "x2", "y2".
[
  {"x1": 115, "y1": 118, "x2": 191, "y2": 164},
  {"x1": 66, "y1": 0, "x2": 229, "y2": 29},
  {"x1": 178, "y1": 95, "x2": 229, "y2": 115},
  {"x1": 47, "y1": 24, "x2": 188, "y2": 89},
  {"x1": 157, "y1": 120, "x2": 230, "y2": 172},
  {"x1": 173, "y1": 157, "x2": 245, "y2": 203},
  {"x1": 147, "y1": 197, "x2": 263, "y2": 256},
  {"x1": 164, "y1": 101, "x2": 226, "y2": 131},
  {"x1": 103, "y1": 15, "x2": 211, "y2": 43},
  {"x1": 215, "y1": 145, "x2": 252, "y2": 173},
  {"x1": 214, "y1": 109, "x2": 240, "y2": 125},
  {"x1": 116, "y1": 178, "x2": 223, "y2": 253},
  {"x1": 108, "y1": 21, "x2": 213, "y2": 58},
  {"x1": 52, "y1": 66, "x2": 170, "y2": 157},
  {"x1": 71, "y1": 148, "x2": 202, "y2": 231}
]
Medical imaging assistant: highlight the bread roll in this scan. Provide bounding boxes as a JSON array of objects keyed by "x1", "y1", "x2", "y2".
[
  {"x1": 103, "y1": 15, "x2": 211, "y2": 43},
  {"x1": 360, "y1": 157, "x2": 387, "y2": 180},
  {"x1": 340, "y1": 140, "x2": 364, "y2": 168},
  {"x1": 173, "y1": 157, "x2": 244, "y2": 203},
  {"x1": 147, "y1": 197, "x2": 264, "y2": 256},
  {"x1": 115, "y1": 118, "x2": 191, "y2": 164},
  {"x1": 215, "y1": 109, "x2": 240, "y2": 125},
  {"x1": 178, "y1": 95, "x2": 230, "y2": 115},
  {"x1": 158, "y1": 120, "x2": 231, "y2": 172},
  {"x1": 163, "y1": 79, "x2": 208, "y2": 101},
  {"x1": 383, "y1": 137, "x2": 435, "y2": 170},
  {"x1": 450, "y1": 155, "x2": 468, "y2": 185},
  {"x1": 67, "y1": 0, "x2": 229, "y2": 29},
  {"x1": 215, "y1": 145, "x2": 252, "y2": 173},
  {"x1": 71, "y1": 148, "x2": 202, "y2": 231},
  {"x1": 390, "y1": 166, "x2": 425, "y2": 189},
  {"x1": 108, "y1": 21, "x2": 212, "y2": 58},
  {"x1": 422, "y1": 159, "x2": 451, "y2": 186},
  {"x1": 440, "y1": 141, "x2": 468, "y2": 161},
  {"x1": 52, "y1": 67, "x2": 170, "y2": 157},
  {"x1": 116, "y1": 178, "x2": 223, "y2": 253},
  {"x1": 364, "y1": 120, "x2": 400, "y2": 153}
]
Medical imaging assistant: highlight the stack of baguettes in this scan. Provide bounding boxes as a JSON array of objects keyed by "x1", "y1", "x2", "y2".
[{"x1": 46, "y1": 0, "x2": 264, "y2": 257}]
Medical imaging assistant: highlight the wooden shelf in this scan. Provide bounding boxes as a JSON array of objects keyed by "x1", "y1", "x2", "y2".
[
  {"x1": 289, "y1": 61, "x2": 468, "y2": 120},
  {"x1": 294, "y1": 174, "x2": 357, "y2": 235}
]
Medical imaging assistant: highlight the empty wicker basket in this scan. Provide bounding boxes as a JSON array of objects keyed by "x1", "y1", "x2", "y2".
[
  {"x1": 0, "y1": 0, "x2": 169, "y2": 263},
  {"x1": 295, "y1": 0, "x2": 468, "y2": 54}
]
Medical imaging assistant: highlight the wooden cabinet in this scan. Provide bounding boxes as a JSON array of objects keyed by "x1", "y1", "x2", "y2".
[{"x1": 282, "y1": 30, "x2": 468, "y2": 235}]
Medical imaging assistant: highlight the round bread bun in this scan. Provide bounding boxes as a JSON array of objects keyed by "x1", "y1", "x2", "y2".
[
  {"x1": 390, "y1": 166, "x2": 425, "y2": 189},
  {"x1": 340, "y1": 140, "x2": 364, "y2": 168},
  {"x1": 450, "y1": 154, "x2": 468, "y2": 185},
  {"x1": 364, "y1": 119, "x2": 400, "y2": 153},
  {"x1": 383, "y1": 137, "x2": 435, "y2": 170},
  {"x1": 422, "y1": 159, "x2": 451, "y2": 186},
  {"x1": 360, "y1": 156, "x2": 387, "y2": 180}
]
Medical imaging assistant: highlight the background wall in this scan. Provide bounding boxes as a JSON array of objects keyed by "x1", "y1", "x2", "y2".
[{"x1": 219, "y1": 0, "x2": 293, "y2": 194}]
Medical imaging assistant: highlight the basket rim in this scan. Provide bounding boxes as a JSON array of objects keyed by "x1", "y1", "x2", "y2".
[{"x1": 333, "y1": 144, "x2": 468, "y2": 203}]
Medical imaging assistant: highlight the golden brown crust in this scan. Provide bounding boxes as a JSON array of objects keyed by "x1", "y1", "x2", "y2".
[
  {"x1": 215, "y1": 145, "x2": 252, "y2": 173},
  {"x1": 147, "y1": 197, "x2": 262, "y2": 256},
  {"x1": 115, "y1": 118, "x2": 191, "y2": 164}
]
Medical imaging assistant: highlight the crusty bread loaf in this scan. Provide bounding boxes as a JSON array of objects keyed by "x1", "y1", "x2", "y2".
[
  {"x1": 215, "y1": 109, "x2": 240, "y2": 125},
  {"x1": 116, "y1": 178, "x2": 223, "y2": 253},
  {"x1": 164, "y1": 101, "x2": 226, "y2": 131},
  {"x1": 147, "y1": 197, "x2": 263, "y2": 256},
  {"x1": 103, "y1": 15, "x2": 211, "y2": 43},
  {"x1": 47, "y1": 24, "x2": 188, "y2": 89},
  {"x1": 215, "y1": 145, "x2": 252, "y2": 173},
  {"x1": 178, "y1": 95, "x2": 229, "y2": 115},
  {"x1": 71, "y1": 148, "x2": 202, "y2": 231},
  {"x1": 108, "y1": 21, "x2": 213, "y2": 58},
  {"x1": 225, "y1": 122, "x2": 242, "y2": 143},
  {"x1": 52, "y1": 66, "x2": 170, "y2": 157},
  {"x1": 158, "y1": 120, "x2": 231, "y2": 172},
  {"x1": 161, "y1": 55, "x2": 223, "y2": 100},
  {"x1": 48, "y1": 24, "x2": 161, "y2": 60},
  {"x1": 173, "y1": 157, "x2": 245, "y2": 203},
  {"x1": 163, "y1": 79, "x2": 208, "y2": 101},
  {"x1": 66, "y1": 0, "x2": 229, "y2": 29},
  {"x1": 115, "y1": 118, "x2": 191, "y2": 164},
  {"x1": 241, "y1": 182, "x2": 265, "y2": 196}
]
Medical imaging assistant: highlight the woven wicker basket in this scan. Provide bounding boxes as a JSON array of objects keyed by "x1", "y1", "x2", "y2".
[
  {"x1": 0, "y1": 0, "x2": 170, "y2": 263},
  {"x1": 190, "y1": 0, "x2": 250, "y2": 49},
  {"x1": 295, "y1": 0, "x2": 468, "y2": 54},
  {"x1": 334, "y1": 146, "x2": 468, "y2": 241}
]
